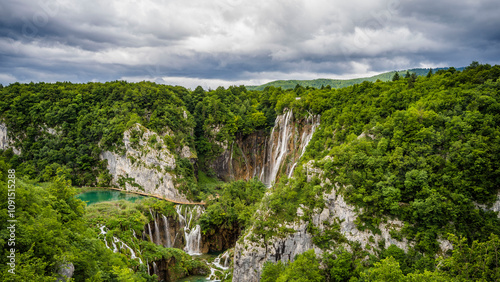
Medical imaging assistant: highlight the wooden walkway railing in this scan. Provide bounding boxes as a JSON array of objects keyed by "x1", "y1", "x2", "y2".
[{"x1": 80, "y1": 187, "x2": 206, "y2": 205}]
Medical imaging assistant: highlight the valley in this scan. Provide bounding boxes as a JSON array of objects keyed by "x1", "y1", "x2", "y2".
[{"x1": 0, "y1": 64, "x2": 500, "y2": 281}]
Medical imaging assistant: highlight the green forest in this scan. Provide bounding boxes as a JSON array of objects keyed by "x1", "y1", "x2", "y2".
[{"x1": 1, "y1": 62, "x2": 500, "y2": 281}]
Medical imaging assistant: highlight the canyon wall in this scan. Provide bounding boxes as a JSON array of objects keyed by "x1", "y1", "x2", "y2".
[
  {"x1": 232, "y1": 157, "x2": 411, "y2": 282},
  {"x1": 209, "y1": 110, "x2": 320, "y2": 187}
]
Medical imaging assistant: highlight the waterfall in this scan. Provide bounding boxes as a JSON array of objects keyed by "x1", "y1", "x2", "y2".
[
  {"x1": 112, "y1": 237, "x2": 119, "y2": 253},
  {"x1": 184, "y1": 225, "x2": 202, "y2": 255},
  {"x1": 161, "y1": 214, "x2": 172, "y2": 248},
  {"x1": 117, "y1": 237, "x2": 143, "y2": 264},
  {"x1": 260, "y1": 110, "x2": 294, "y2": 187},
  {"x1": 148, "y1": 209, "x2": 161, "y2": 245},
  {"x1": 287, "y1": 113, "x2": 320, "y2": 178},
  {"x1": 175, "y1": 205, "x2": 203, "y2": 255},
  {"x1": 208, "y1": 251, "x2": 231, "y2": 280},
  {"x1": 154, "y1": 216, "x2": 161, "y2": 245},
  {"x1": 147, "y1": 223, "x2": 154, "y2": 243},
  {"x1": 176, "y1": 205, "x2": 187, "y2": 226},
  {"x1": 98, "y1": 225, "x2": 111, "y2": 250}
]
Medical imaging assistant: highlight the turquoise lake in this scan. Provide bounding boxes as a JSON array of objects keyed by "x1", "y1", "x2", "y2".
[{"x1": 76, "y1": 190, "x2": 145, "y2": 205}]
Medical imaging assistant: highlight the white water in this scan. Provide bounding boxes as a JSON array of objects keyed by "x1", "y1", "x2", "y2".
[
  {"x1": 208, "y1": 251, "x2": 231, "y2": 281},
  {"x1": 257, "y1": 110, "x2": 321, "y2": 183},
  {"x1": 287, "y1": 113, "x2": 320, "y2": 178},
  {"x1": 175, "y1": 205, "x2": 203, "y2": 255},
  {"x1": 184, "y1": 224, "x2": 202, "y2": 255},
  {"x1": 154, "y1": 214, "x2": 161, "y2": 245},
  {"x1": 99, "y1": 225, "x2": 143, "y2": 263},
  {"x1": 112, "y1": 237, "x2": 119, "y2": 253},
  {"x1": 148, "y1": 208, "x2": 161, "y2": 245},
  {"x1": 161, "y1": 214, "x2": 172, "y2": 248},
  {"x1": 260, "y1": 110, "x2": 294, "y2": 187},
  {"x1": 98, "y1": 225, "x2": 111, "y2": 250},
  {"x1": 147, "y1": 223, "x2": 154, "y2": 243}
]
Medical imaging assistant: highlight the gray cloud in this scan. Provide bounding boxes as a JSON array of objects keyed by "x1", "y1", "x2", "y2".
[{"x1": 0, "y1": 0, "x2": 499, "y2": 88}]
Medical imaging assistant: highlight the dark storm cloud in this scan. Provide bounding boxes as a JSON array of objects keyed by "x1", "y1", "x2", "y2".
[{"x1": 0, "y1": 0, "x2": 499, "y2": 88}]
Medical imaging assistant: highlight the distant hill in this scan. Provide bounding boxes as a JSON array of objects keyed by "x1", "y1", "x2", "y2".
[{"x1": 246, "y1": 67, "x2": 465, "y2": 91}]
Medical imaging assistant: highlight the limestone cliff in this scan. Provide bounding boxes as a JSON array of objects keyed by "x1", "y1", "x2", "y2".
[
  {"x1": 100, "y1": 123, "x2": 192, "y2": 202},
  {"x1": 232, "y1": 158, "x2": 411, "y2": 282},
  {"x1": 0, "y1": 123, "x2": 20, "y2": 155}
]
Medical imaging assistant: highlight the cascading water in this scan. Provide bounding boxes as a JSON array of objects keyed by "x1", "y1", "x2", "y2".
[
  {"x1": 260, "y1": 110, "x2": 294, "y2": 187},
  {"x1": 149, "y1": 209, "x2": 161, "y2": 245},
  {"x1": 112, "y1": 237, "x2": 119, "y2": 253},
  {"x1": 208, "y1": 251, "x2": 231, "y2": 281},
  {"x1": 99, "y1": 225, "x2": 111, "y2": 250},
  {"x1": 98, "y1": 225, "x2": 143, "y2": 263},
  {"x1": 184, "y1": 225, "x2": 202, "y2": 255},
  {"x1": 147, "y1": 223, "x2": 154, "y2": 243},
  {"x1": 161, "y1": 214, "x2": 172, "y2": 248},
  {"x1": 175, "y1": 205, "x2": 203, "y2": 255},
  {"x1": 288, "y1": 113, "x2": 320, "y2": 178}
]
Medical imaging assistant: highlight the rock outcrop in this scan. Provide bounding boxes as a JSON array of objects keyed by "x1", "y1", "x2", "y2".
[
  {"x1": 232, "y1": 158, "x2": 411, "y2": 282},
  {"x1": 0, "y1": 123, "x2": 20, "y2": 155},
  {"x1": 100, "y1": 123, "x2": 190, "y2": 202}
]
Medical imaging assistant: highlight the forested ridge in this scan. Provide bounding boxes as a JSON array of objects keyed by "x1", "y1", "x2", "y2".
[{"x1": 1, "y1": 63, "x2": 500, "y2": 281}]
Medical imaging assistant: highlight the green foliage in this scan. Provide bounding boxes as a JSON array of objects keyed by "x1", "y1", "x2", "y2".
[
  {"x1": 0, "y1": 81, "x2": 194, "y2": 186},
  {"x1": 0, "y1": 172, "x2": 148, "y2": 281},
  {"x1": 247, "y1": 67, "x2": 463, "y2": 91},
  {"x1": 261, "y1": 250, "x2": 324, "y2": 282},
  {"x1": 438, "y1": 233, "x2": 500, "y2": 281},
  {"x1": 261, "y1": 261, "x2": 286, "y2": 282},
  {"x1": 199, "y1": 179, "x2": 266, "y2": 233},
  {"x1": 360, "y1": 256, "x2": 405, "y2": 282}
]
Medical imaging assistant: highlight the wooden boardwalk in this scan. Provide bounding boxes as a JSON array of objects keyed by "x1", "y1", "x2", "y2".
[{"x1": 80, "y1": 186, "x2": 206, "y2": 205}]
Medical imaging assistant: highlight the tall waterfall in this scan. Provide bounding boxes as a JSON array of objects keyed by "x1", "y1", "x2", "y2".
[
  {"x1": 288, "y1": 113, "x2": 320, "y2": 178},
  {"x1": 149, "y1": 209, "x2": 161, "y2": 245},
  {"x1": 259, "y1": 110, "x2": 320, "y2": 187},
  {"x1": 260, "y1": 110, "x2": 293, "y2": 187},
  {"x1": 161, "y1": 214, "x2": 172, "y2": 248}
]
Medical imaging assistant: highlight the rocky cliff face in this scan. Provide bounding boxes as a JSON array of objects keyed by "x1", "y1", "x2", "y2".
[
  {"x1": 209, "y1": 110, "x2": 320, "y2": 186},
  {"x1": 100, "y1": 123, "x2": 191, "y2": 202},
  {"x1": 232, "y1": 158, "x2": 411, "y2": 282},
  {"x1": 0, "y1": 123, "x2": 20, "y2": 155}
]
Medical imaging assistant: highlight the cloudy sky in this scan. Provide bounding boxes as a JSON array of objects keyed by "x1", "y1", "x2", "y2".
[{"x1": 1, "y1": 0, "x2": 499, "y2": 89}]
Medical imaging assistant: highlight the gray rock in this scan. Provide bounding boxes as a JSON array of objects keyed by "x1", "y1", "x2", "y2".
[
  {"x1": 0, "y1": 123, "x2": 21, "y2": 155},
  {"x1": 233, "y1": 157, "x2": 412, "y2": 282},
  {"x1": 100, "y1": 124, "x2": 189, "y2": 202},
  {"x1": 56, "y1": 262, "x2": 74, "y2": 281}
]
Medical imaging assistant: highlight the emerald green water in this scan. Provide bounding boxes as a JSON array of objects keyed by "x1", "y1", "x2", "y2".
[{"x1": 76, "y1": 190, "x2": 145, "y2": 205}]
